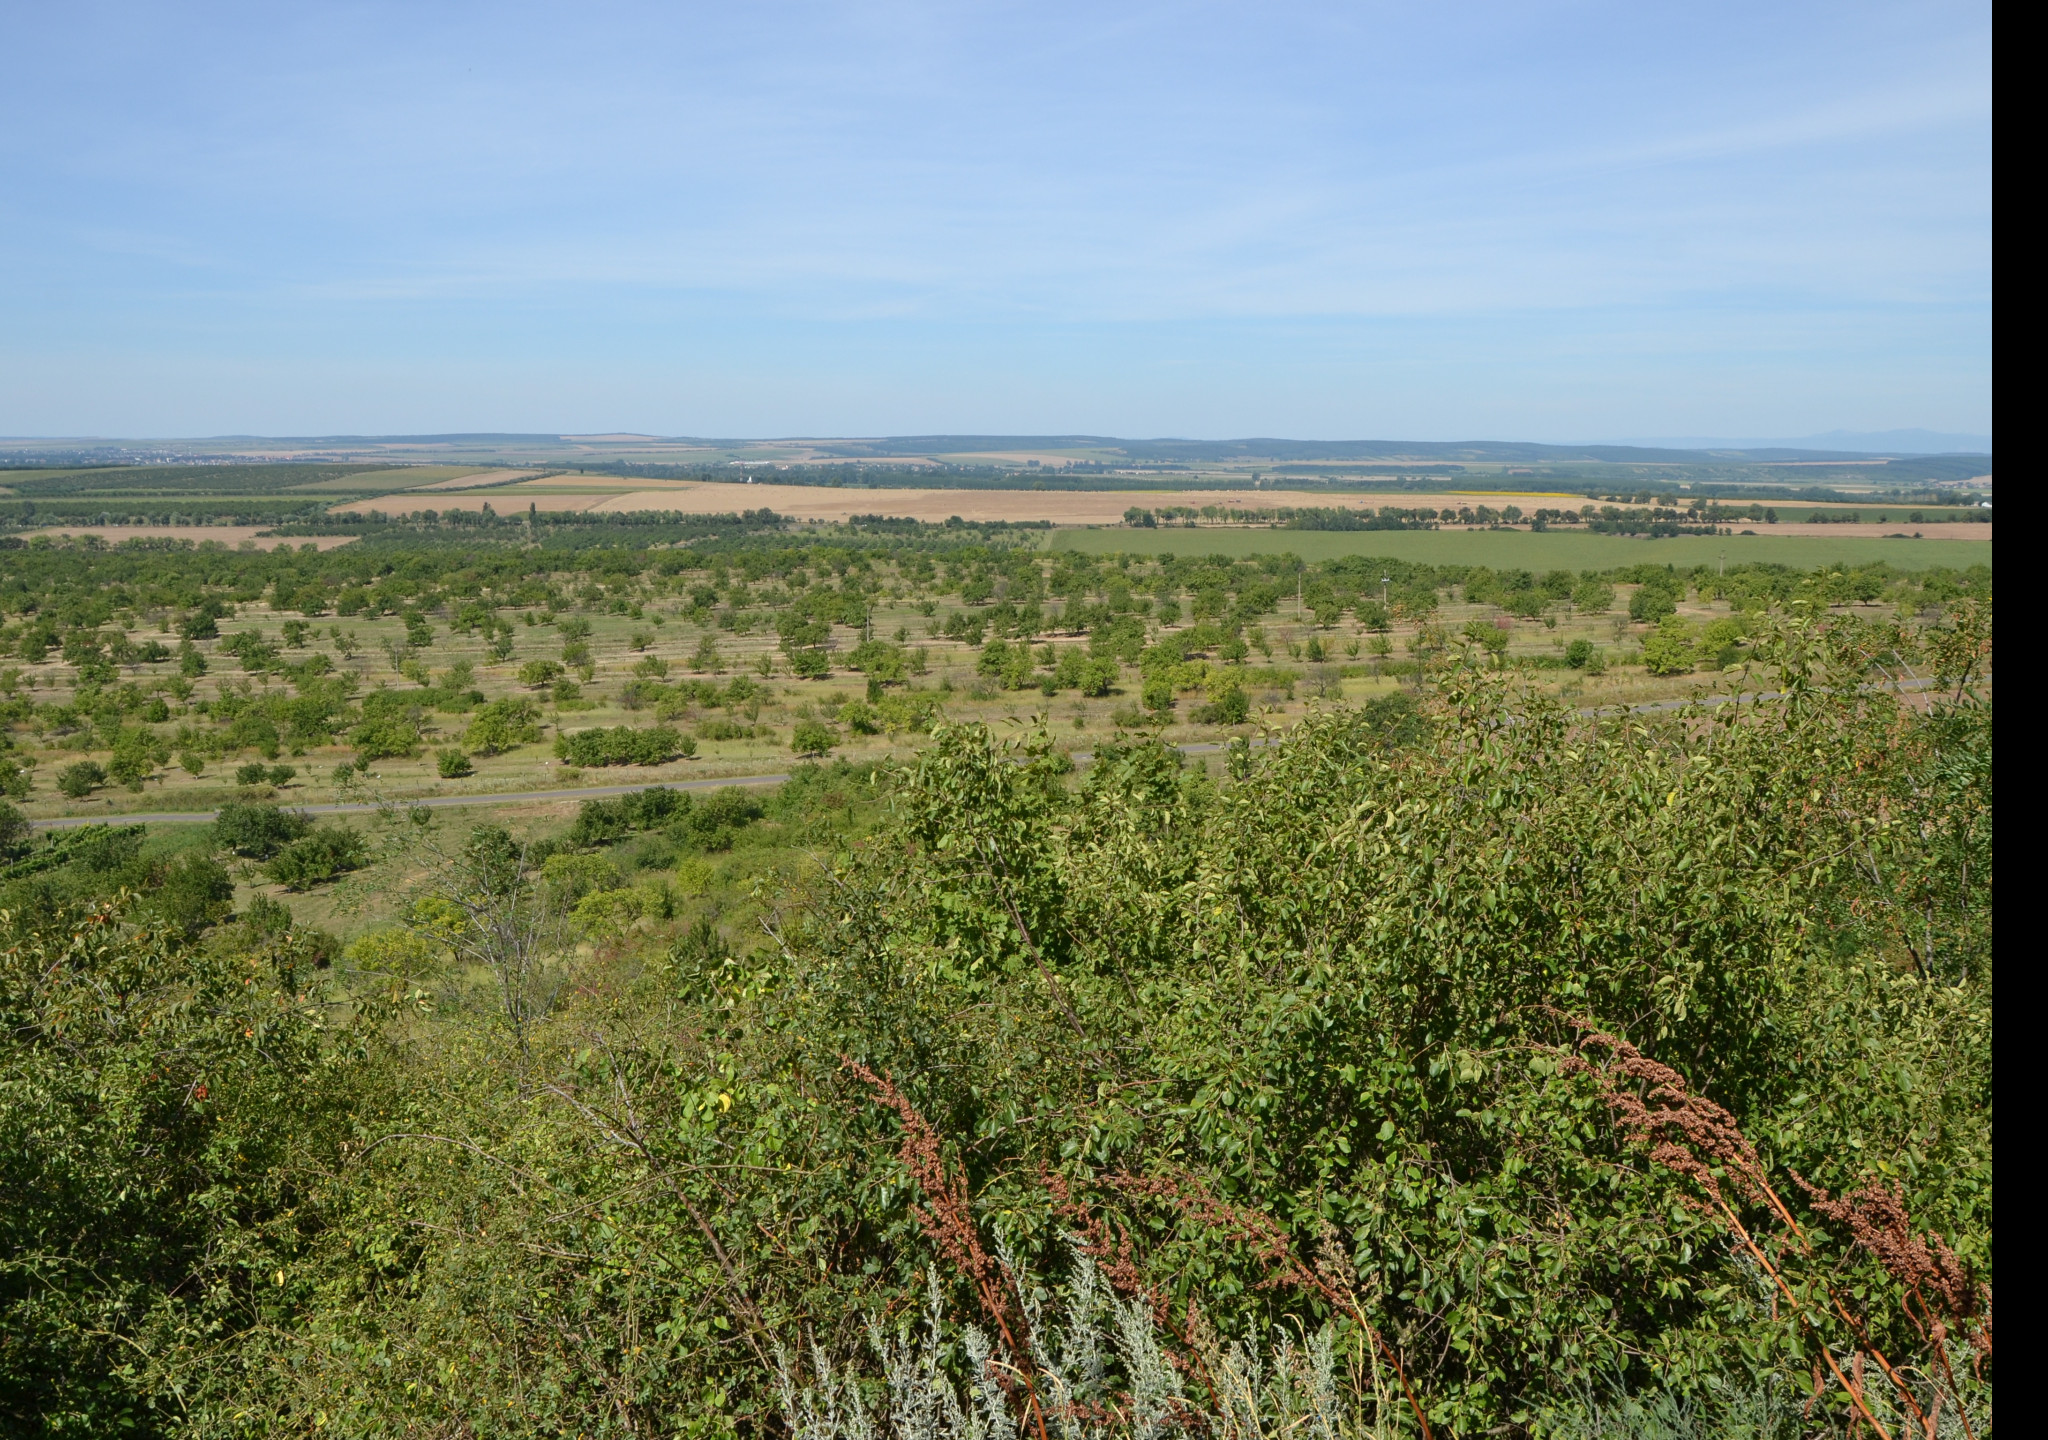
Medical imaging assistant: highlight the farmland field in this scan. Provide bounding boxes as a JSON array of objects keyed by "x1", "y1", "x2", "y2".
[
  {"x1": 330, "y1": 478, "x2": 1613, "y2": 522},
  {"x1": 1054, "y1": 524, "x2": 1992, "y2": 569},
  {"x1": 282, "y1": 465, "x2": 492, "y2": 492}
]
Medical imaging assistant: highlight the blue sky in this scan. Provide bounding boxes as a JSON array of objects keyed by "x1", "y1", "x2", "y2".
[{"x1": 0, "y1": 1, "x2": 1990, "y2": 441}]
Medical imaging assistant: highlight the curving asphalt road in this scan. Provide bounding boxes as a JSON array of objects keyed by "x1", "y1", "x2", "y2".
[{"x1": 26, "y1": 772, "x2": 795, "y2": 831}]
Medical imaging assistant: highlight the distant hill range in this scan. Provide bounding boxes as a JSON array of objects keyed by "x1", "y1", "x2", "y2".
[
  {"x1": 0, "y1": 433, "x2": 1993, "y2": 495},
  {"x1": 1615, "y1": 429, "x2": 1990, "y2": 456},
  {"x1": 803, "y1": 435, "x2": 1992, "y2": 464},
  {"x1": 0, "y1": 431, "x2": 1992, "y2": 464}
]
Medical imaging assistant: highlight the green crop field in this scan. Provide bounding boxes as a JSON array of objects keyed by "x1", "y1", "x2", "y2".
[
  {"x1": 1050, "y1": 524, "x2": 1992, "y2": 570},
  {"x1": 283, "y1": 465, "x2": 486, "y2": 492}
]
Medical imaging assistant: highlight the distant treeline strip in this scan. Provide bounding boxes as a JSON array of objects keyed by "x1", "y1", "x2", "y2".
[
  {"x1": 0, "y1": 463, "x2": 394, "y2": 498},
  {"x1": 569, "y1": 459, "x2": 1989, "y2": 505},
  {"x1": 0, "y1": 498, "x2": 337, "y2": 527},
  {"x1": 321, "y1": 512, "x2": 1050, "y2": 554},
  {"x1": 568, "y1": 461, "x2": 1495, "y2": 492}
]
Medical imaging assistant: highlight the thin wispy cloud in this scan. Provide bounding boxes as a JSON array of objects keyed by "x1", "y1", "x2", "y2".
[{"x1": 0, "y1": 0, "x2": 1989, "y2": 438}]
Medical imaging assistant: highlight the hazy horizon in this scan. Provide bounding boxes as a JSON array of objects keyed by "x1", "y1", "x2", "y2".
[{"x1": 0, "y1": 428, "x2": 1993, "y2": 462}]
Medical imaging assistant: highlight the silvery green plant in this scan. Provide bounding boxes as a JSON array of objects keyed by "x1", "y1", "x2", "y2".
[{"x1": 777, "y1": 1243, "x2": 1377, "y2": 1440}]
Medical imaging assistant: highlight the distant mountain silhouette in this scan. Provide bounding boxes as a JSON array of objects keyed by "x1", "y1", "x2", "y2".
[{"x1": 1618, "y1": 429, "x2": 1990, "y2": 455}]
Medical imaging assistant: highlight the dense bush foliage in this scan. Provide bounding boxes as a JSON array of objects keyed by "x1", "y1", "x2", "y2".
[
  {"x1": 262, "y1": 824, "x2": 370, "y2": 890},
  {"x1": 553, "y1": 722, "x2": 692, "y2": 767},
  {"x1": 211, "y1": 800, "x2": 311, "y2": 858},
  {"x1": 0, "y1": 600, "x2": 1991, "y2": 1434},
  {"x1": 0, "y1": 900, "x2": 372, "y2": 1434}
]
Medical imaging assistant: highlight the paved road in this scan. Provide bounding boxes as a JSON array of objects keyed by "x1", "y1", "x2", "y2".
[
  {"x1": 27, "y1": 680, "x2": 1938, "y2": 832},
  {"x1": 28, "y1": 772, "x2": 795, "y2": 831},
  {"x1": 29, "y1": 742, "x2": 1251, "y2": 830}
]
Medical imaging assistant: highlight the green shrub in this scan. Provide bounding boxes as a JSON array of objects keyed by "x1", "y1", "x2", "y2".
[
  {"x1": 1699, "y1": 615, "x2": 1751, "y2": 668},
  {"x1": 0, "y1": 756, "x2": 32, "y2": 799},
  {"x1": 148, "y1": 853, "x2": 235, "y2": 936},
  {"x1": 1629, "y1": 582, "x2": 1680, "y2": 623},
  {"x1": 565, "y1": 786, "x2": 764, "y2": 853},
  {"x1": 1357, "y1": 688, "x2": 1428, "y2": 745},
  {"x1": 57, "y1": 760, "x2": 106, "y2": 799},
  {"x1": 1566, "y1": 638, "x2": 1595, "y2": 668},
  {"x1": 1078, "y1": 657, "x2": 1119, "y2": 696},
  {"x1": 71, "y1": 825, "x2": 145, "y2": 874},
  {"x1": 350, "y1": 717, "x2": 420, "y2": 761},
  {"x1": 1640, "y1": 616, "x2": 1698, "y2": 675},
  {"x1": 1571, "y1": 579, "x2": 1615, "y2": 613},
  {"x1": 540, "y1": 850, "x2": 624, "y2": 906},
  {"x1": 551, "y1": 725, "x2": 690, "y2": 768},
  {"x1": 873, "y1": 692, "x2": 941, "y2": 734},
  {"x1": 0, "y1": 900, "x2": 360, "y2": 1431},
  {"x1": 464, "y1": 697, "x2": 543, "y2": 755},
  {"x1": 838, "y1": 700, "x2": 883, "y2": 735},
  {"x1": 107, "y1": 730, "x2": 166, "y2": 789},
  {"x1": 212, "y1": 801, "x2": 312, "y2": 859},
  {"x1": 263, "y1": 825, "x2": 369, "y2": 889},
  {"x1": 568, "y1": 796, "x2": 640, "y2": 848},
  {"x1": 677, "y1": 788, "x2": 767, "y2": 851},
  {"x1": 791, "y1": 719, "x2": 837, "y2": 757},
  {"x1": 178, "y1": 598, "x2": 227, "y2": 638},
  {"x1": 844, "y1": 639, "x2": 908, "y2": 682},
  {"x1": 436, "y1": 748, "x2": 473, "y2": 778},
  {"x1": 0, "y1": 800, "x2": 29, "y2": 855},
  {"x1": 1192, "y1": 684, "x2": 1249, "y2": 725}
]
